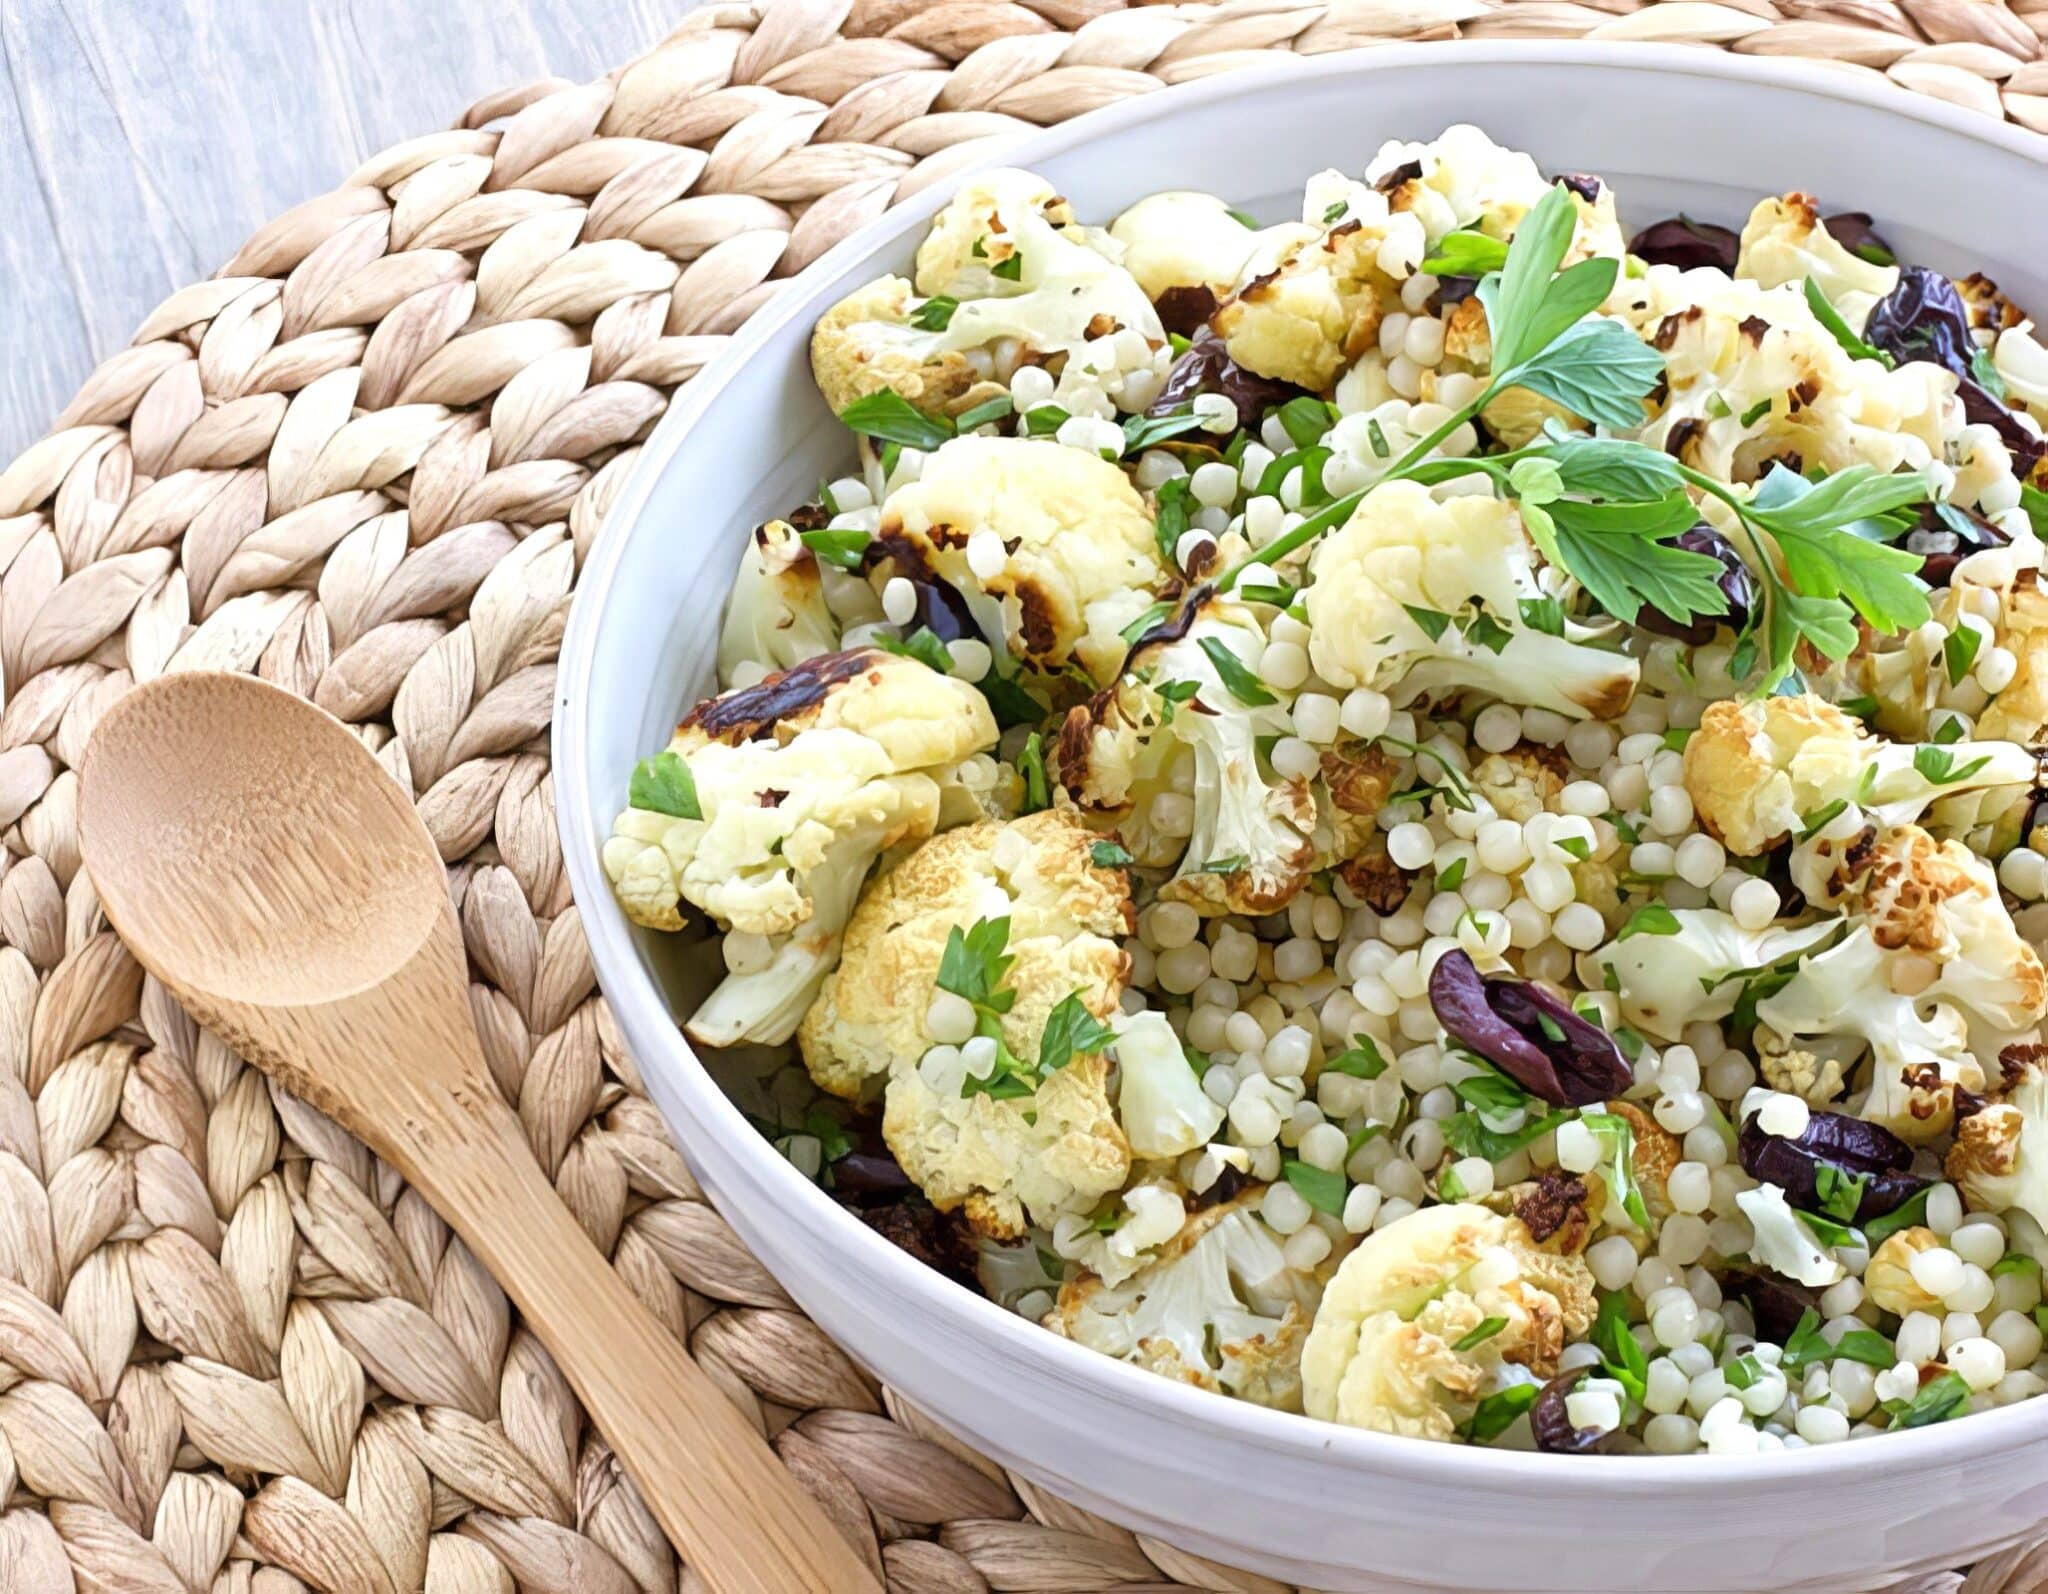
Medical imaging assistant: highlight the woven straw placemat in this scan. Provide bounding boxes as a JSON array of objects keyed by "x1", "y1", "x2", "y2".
[{"x1": 3, "y1": 3, "x2": 2047, "y2": 1591}]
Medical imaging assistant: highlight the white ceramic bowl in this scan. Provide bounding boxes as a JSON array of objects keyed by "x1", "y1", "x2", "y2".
[{"x1": 557, "y1": 44, "x2": 2048, "y2": 1591}]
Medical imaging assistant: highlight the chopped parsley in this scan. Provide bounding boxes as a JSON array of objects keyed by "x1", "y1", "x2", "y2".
[
  {"x1": 799, "y1": 526, "x2": 870, "y2": 570},
  {"x1": 1324, "y1": 1034, "x2": 1390, "y2": 1078},
  {"x1": 1913, "y1": 744, "x2": 1992, "y2": 786},
  {"x1": 1090, "y1": 840, "x2": 1135, "y2": 869},
  {"x1": 838, "y1": 389, "x2": 953, "y2": 451},
  {"x1": 1197, "y1": 635, "x2": 1279, "y2": 705},
  {"x1": 1452, "y1": 1316, "x2": 1510, "y2": 1353},
  {"x1": 909, "y1": 295, "x2": 958, "y2": 331},
  {"x1": 629, "y1": 750, "x2": 700, "y2": 820},
  {"x1": 1944, "y1": 624, "x2": 1984, "y2": 687},
  {"x1": 1283, "y1": 1158, "x2": 1347, "y2": 1217}
]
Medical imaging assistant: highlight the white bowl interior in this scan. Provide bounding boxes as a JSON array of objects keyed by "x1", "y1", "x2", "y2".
[{"x1": 557, "y1": 44, "x2": 2048, "y2": 1591}]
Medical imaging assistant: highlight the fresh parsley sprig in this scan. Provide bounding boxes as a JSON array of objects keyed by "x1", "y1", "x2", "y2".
[{"x1": 1220, "y1": 183, "x2": 1666, "y2": 589}]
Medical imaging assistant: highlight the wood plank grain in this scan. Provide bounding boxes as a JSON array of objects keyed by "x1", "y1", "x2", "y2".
[{"x1": 0, "y1": 0, "x2": 680, "y2": 466}]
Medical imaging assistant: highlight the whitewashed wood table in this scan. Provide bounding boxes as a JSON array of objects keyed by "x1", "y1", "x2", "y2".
[{"x1": 0, "y1": 0, "x2": 675, "y2": 463}]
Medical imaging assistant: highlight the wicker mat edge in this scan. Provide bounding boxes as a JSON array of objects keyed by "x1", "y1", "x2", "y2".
[{"x1": 3, "y1": 2, "x2": 2047, "y2": 1592}]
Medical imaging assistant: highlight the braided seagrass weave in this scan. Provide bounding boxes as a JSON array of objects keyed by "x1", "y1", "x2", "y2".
[{"x1": 3, "y1": 3, "x2": 2048, "y2": 1590}]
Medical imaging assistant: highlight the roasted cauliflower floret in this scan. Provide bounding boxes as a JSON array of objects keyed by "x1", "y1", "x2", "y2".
[
  {"x1": 1113, "y1": 1010, "x2": 1226, "y2": 1161},
  {"x1": 716, "y1": 520, "x2": 840, "y2": 687},
  {"x1": 1056, "y1": 602, "x2": 1315, "y2": 915},
  {"x1": 811, "y1": 169, "x2": 1163, "y2": 418},
  {"x1": 1628, "y1": 274, "x2": 1951, "y2": 485},
  {"x1": 1682, "y1": 694, "x2": 2034, "y2": 857},
  {"x1": 1979, "y1": 577, "x2": 2048, "y2": 748},
  {"x1": 1947, "y1": 1048, "x2": 2048, "y2": 1228},
  {"x1": 1759, "y1": 1044, "x2": 1849, "y2": 1109},
  {"x1": 1365, "y1": 125, "x2": 1624, "y2": 262},
  {"x1": 1301, "y1": 1204, "x2": 1596, "y2": 1441},
  {"x1": 1107, "y1": 191, "x2": 1308, "y2": 310},
  {"x1": 1736, "y1": 193, "x2": 1900, "y2": 325},
  {"x1": 1735, "y1": 1183, "x2": 1846, "y2": 1288},
  {"x1": 1751, "y1": 834, "x2": 2047, "y2": 1144},
  {"x1": 808, "y1": 276, "x2": 986, "y2": 417},
  {"x1": 1048, "y1": 1191, "x2": 1323, "y2": 1411},
  {"x1": 872, "y1": 437, "x2": 1166, "y2": 685},
  {"x1": 799, "y1": 810, "x2": 1133, "y2": 1237},
  {"x1": 1594, "y1": 910, "x2": 1844, "y2": 1041},
  {"x1": 1864, "y1": 1226, "x2": 1945, "y2": 1316},
  {"x1": 1304, "y1": 481, "x2": 1639, "y2": 721},
  {"x1": 604, "y1": 649, "x2": 997, "y2": 1047}
]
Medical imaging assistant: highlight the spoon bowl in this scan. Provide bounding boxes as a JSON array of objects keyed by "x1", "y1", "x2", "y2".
[{"x1": 78, "y1": 671, "x2": 878, "y2": 1594}]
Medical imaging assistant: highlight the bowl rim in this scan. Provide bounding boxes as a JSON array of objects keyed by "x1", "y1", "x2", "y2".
[{"x1": 557, "y1": 38, "x2": 2048, "y2": 1489}]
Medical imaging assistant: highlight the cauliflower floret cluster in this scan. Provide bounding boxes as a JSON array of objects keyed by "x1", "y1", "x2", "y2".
[
  {"x1": 1305, "y1": 480, "x2": 1639, "y2": 721},
  {"x1": 716, "y1": 519, "x2": 840, "y2": 687},
  {"x1": 1736, "y1": 193, "x2": 1901, "y2": 327},
  {"x1": 1948, "y1": 1047, "x2": 2048, "y2": 1229},
  {"x1": 1106, "y1": 190, "x2": 1310, "y2": 312},
  {"x1": 1617, "y1": 270, "x2": 1955, "y2": 486},
  {"x1": 872, "y1": 436, "x2": 1166, "y2": 685},
  {"x1": 1057, "y1": 601, "x2": 1316, "y2": 914},
  {"x1": 799, "y1": 809, "x2": 1133, "y2": 1237},
  {"x1": 1048, "y1": 1191, "x2": 1322, "y2": 1409},
  {"x1": 1301, "y1": 1204, "x2": 1597, "y2": 1440},
  {"x1": 1682, "y1": 693, "x2": 2034, "y2": 858},
  {"x1": 1754, "y1": 825, "x2": 2048, "y2": 1141},
  {"x1": 603, "y1": 648, "x2": 996, "y2": 1045},
  {"x1": 811, "y1": 169, "x2": 1162, "y2": 417}
]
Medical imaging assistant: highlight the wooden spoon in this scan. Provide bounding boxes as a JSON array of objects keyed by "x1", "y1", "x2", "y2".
[{"x1": 76, "y1": 671, "x2": 880, "y2": 1594}]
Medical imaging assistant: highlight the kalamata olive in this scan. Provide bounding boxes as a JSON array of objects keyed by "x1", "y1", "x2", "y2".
[
  {"x1": 1897, "y1": 500, "x2": 2010, "y2": 587},
  {"x1": 1736, "y1": 1109, "x2": 1928, "y2": 1221},
  {"x1": 1865, "y1": 266, "x2": 1976, "y2": 372},
  {"x1": 1627, "y1": 216, "x2": 1739, "y2": 273},
  {"x1": 1531, "y1": 1367, "x2": 1609, "y2": 1454},
  {"x1": 1822, "y1": 212, "x2": 1896, "y2": 268},
  {"x1": 857, "y1": 1200, "x2": 980, "y2": 1289},
  {"x1": 1428, "y1": 950, "x2": 1632, "y2": 1108},
  {"x1": 1634, "y1": 522, "x2": 1756, "y2": 643},
  {"x1": 832, "y1": 1135, "x2": 915, "y2": 1203},
  {"x1": 1150, "y1": 335, "x2": 1302, "y2": 424},
  {"x1": 1154, "y1": 285, "x2": 1219, "y2": 339},
  {"x1": 1717, "y1": 1267, "x2": 1819, "y2": 1343},
  {"x1": 1865, "y1": 267, "x2": 2044, "y2": 476},
  {"x1": 1430, "y1": 276, "x2": 1479, "y2": 312},
  {"x1": 1553, "y1": 173, "x2": 1604, "y2": 203}
]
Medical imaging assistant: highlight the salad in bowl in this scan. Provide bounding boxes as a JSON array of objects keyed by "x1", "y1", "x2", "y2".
[{"x1": 597, "y1": 122, "x2": 2048, "y2": 1460}]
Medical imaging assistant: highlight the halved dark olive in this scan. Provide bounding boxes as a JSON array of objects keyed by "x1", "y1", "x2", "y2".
[{"x1": 1428, "y1": 951, "x2": 1631, "y2": 1108}]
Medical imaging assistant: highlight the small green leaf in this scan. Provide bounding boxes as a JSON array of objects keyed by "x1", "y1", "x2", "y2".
[
  {"x1": 1945, "y1": 624, "x2": 1984, "y2": 687},
  {"x1": 910, "y1": 295, "x2": 959, "y2": 331},
  {"x1": 1037, "y1": 992, "x2": 1116, "y2": 1076},
  {"x1": 1616, "y1": 903, "x2": 1681, "y2": 941},
  {"x1": 1198, "y1": 635, "x2": 1278, "y2": 705},
  {"x1": 877, "y1": 627, "x2": 952, "y2": 674},
  {"x1": 956, "y1": 394, "x2": 1015, "y2": 432},
  {"x1": 1274, "y1": 395, "x2": 1338, "y2": 449},
  {"x1": 1519, "y1": 595, "x2": 1567, "y2": 636},
  {"x1": 629, "y1": 751, "x2": 701, "y2": 820},
  {"x1": 1023, "y1": 404, "x2": 1070, "y2": 437},
  {"x1": 1913, "y1": 744, "x2": 1993, "y2": 787},
  {"x1": 1892, "y1": 1369, "x2": 1972, "y2": 1429},
  {"x1": 839, "y1": 390, "x2": 954, "y2": 451},
  {"x1": 1090, "y1": 840, "x2": 1135, "y2": 869},
  {"x1": 1740, "y1": 396, "x2": 1773, "y2": 427},
  {"x1": 1124, "y1": 409, "x2": 1208, "y2": 454},
  {"x1": 1323, "y1": 1035, "x2": 1389, "y2": 1079},
  {"x1": 1973, "y1": 347, "x2": 2009, "y2": 402},
  {"x1": 1462, "y1": 610, "x2": 1513, "y2": 656},
  {"x1": 1017, "y1": 732, "x2": 1052, "y2": 812},
  {"x1": 1814, "y1": 1160, "x2": 1871, "y2": 1224},
  {"x1": 1452, "y1": 1316, "x2": 1509, "y2": 1353},
  {"x1": 1226, "y1": 207, "x2": 1259, "y2": 230},
  {"x1": 1153, "y1": 476, "x2": 1193, "y2": 568},
  {"x1": 1283, "y1": 1158, "x2": 1348, "y2": 1217},
  {"x1": 1803, "y1": 278, "x2": 1893, "y2": 367},
  {"x1": 1436, "y1": 856, "x2": 1468, "y2": 892},
  {"x1": 991, "y1": 251, "x2": 1024, "y2": 282},
  {"x1": 1796, "y1": 798, "x2": 1849, "y2": 841},
  {"x1": 800, "y1": 526, "x2": 870, "y2": 570},
  {"x1": 1421, "y1": 229, "x2": 1510, "y2": 278},
  {"x1": 1463, "y1": 1381, "x2": 1542, "y2": 1442},
  {"x1": 1592, "y1": 1289, "x2": 1649, "y2": 1403},
  {"x1": 1556, "y1": 834, "x2": 1592, "y2": 861},
  {"x1": 1403, "y1": 604, "x2": 1453, "y2": 642}
]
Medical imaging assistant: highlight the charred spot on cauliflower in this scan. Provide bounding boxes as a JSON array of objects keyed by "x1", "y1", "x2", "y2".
[
  {"x1": 1947, "y1": 1047, "x2": 2048, "y2": 1229},
  {"x1": 603, "y1": 647, "x2": 997, "y2": 1046},
  {"x1": 872, "y1": 437, "x2": 1167, "y2": 686}
]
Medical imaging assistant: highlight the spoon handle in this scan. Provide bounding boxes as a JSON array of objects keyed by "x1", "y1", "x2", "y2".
[{"x1": 408, "y1": 1083, "x2": 881, "y2": 1594}]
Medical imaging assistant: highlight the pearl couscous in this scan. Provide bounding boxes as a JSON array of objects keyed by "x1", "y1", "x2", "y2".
[{"x1": 602, "y1": 127, "x2": 2048, "y2": 1454}]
